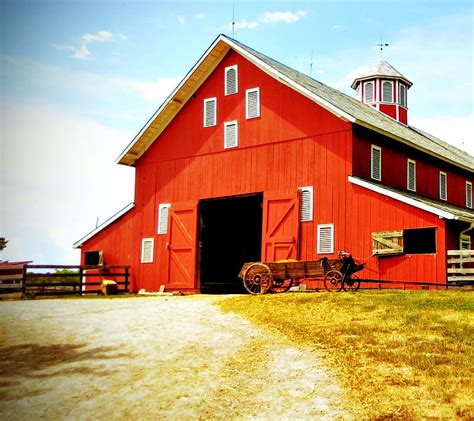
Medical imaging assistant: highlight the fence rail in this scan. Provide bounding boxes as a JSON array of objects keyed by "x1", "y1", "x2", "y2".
[
  {"x1": 447, "y1": 250, "x2": 474, "y2": 284},
  {"x1": 0, "y1": 264, "x2": 131, "y2": 297}
]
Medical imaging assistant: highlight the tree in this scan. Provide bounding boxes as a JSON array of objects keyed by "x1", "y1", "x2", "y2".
[{"x1": 0, "y1": 238, "x2": 8, "y2": 251}]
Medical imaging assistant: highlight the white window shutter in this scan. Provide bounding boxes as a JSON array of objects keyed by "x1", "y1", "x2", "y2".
[
  {"x1": 246, "y1": 88, "x2": 260, "y2": 119},
  {"x1": 371, "y1": 145, "x2": 382, "y2": 181},
  {"x1": 299, "y1": 186, "x2": 313, "y2": 222},
  {"x1": 225, "y1": 65, "x2": 238, "y2": 95},
  {"x1": 224, "y1": 121, "x2": 238, "y2": 149},
  {"x1": 203, "y1": 98, "x2": 216, "y2": 127},
  {"x1": 157, "y1": 204, "x2": 171, "y2": 234},
  {"x1": 141, "y1": 238, "x2": 154, "y2": 263},
  {"x1": 382, "y1": 81, "x2": 393, "y2": 102},
  {"x1": 440, "y1": 172, "x2": 447, "y2": 200},
  {"x1": 317, "y1": 224, "x2": 334, "y2": 254},
  {"x1": 365, "y1": 82, "x2": 374, "y2": 102},
  {"x1": 407, "y1": 160, "x2": 416, "y2": 192},
  {"x1": 466, "y1": 182, "x2": 472, "y2": 209}
]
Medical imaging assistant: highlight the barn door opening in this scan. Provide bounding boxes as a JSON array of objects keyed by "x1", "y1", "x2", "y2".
[{"x1": 198, "y1": 193, "x2": 263, "y2": 293}]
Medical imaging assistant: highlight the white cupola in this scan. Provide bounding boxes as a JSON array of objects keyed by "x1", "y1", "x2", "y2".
[{"x1": 351, "y1": 58, "x2": 412, "y2": 125}]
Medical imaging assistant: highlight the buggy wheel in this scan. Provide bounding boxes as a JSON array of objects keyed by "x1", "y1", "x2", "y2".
[
  {"x1": 342, "y1": 274, "x2": 361, "y2": 292},
  {"x1": 324, "y1": 270, "x2": 343, "y2": 292},
  {"x1": 271, "y1": 278, "x2": 293, "y2": 293},
  {"x1": 242, "y1": 263, "x2": 273, "y2": 295}
]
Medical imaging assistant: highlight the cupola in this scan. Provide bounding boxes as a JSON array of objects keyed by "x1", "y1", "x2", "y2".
[{"x1": 351, "y1": 58, "x2": 412, "y2": 125}]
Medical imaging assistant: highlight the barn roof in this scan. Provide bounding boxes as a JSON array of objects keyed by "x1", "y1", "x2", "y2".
[{"x1": 117, "y1": 34, "x2": 473, "y2": 172}]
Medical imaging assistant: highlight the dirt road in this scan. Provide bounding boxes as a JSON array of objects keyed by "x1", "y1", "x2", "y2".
[{"x1": 0, "y1": 296, "x2": 351, "y2": 420}]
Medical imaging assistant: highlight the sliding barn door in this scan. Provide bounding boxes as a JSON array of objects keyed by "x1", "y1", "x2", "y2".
[
  {"x1": 166, "y1": 202, "x2": 198, "y2": 289},
  {"x1": 262, "y1": 190, "x2": 299, "y2": 262}
]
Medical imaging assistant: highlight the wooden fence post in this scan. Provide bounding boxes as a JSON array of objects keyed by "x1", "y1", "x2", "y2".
[
  {"x1": 21, "y1": 264, "x2": 27, "y2": 298},
  {"x1": 78, "y1": 267, "x2": 83, "y2": 296},
  {"x1": 124, "y1": 267, "x2": 129, "y2": 293}
]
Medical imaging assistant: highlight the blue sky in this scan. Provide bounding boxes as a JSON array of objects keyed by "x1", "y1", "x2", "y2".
[{"x1": 1, "y1": 0, "x2": 473, "y2": 264}]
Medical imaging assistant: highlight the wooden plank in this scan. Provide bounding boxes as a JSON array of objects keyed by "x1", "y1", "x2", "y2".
[
  {"x1": 447, "y1": 268, "x2": 474, "y2": 274},
  {"x1": 0, "y1": 283, "x2": 23, "y2": 289},
  {"x1": 0, "y1": 274, "x2": 23, "y2": 281},
  {"x1": 447, "y1": 258, "x2": 474, "y2": 264},
  {"x1": 448, "y1": 276, "x2": 474, "y2": 281},
  {"x1": 447, "y1": 250, "x2": 474, "y2": 256}
]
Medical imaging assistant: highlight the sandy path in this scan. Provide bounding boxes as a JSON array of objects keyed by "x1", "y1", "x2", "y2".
[{"x1": 0, "y1": 296, "x2": 351, "y2": 420}]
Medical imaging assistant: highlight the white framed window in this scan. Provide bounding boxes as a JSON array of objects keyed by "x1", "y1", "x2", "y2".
[
  {"x1": 399, "y1": 84, "x2": 407, "y2": 107},
  {"x1": 439, "y1": 171, "x2": 447, "y2": 201},
  {"x1": 157, "y1": 203, "x2": 171, "y2": 234},
  {"x1": 203, "y1": 98, "x2": 216, "y2": 127},
  {"x1": 224, "y1": 121, "x2": 238, "y2": 149},
  {"x1": 371, "y1": 145, "x2": 382, "y2": 181},
  {"x1": 299, "y1": 186, "x2": 313, "y2": 222},
  {"x1": 246, "y1": 87, "x2": 260, "y2": 119},
  {"x1": 382, "y1": 81, "x2": 393, "y2": 102},
  {"x1": 466, "y1": 181, "x2": 473, "y2": 209},
  {"x1": 141, "y1": 238, "x2": 154, "y2": 263},
  {"x1": 407, "y1": 159, "x2": 416, "y2": 192},
  {"x1": 225, "y1": 65, "x2": 238, "y2": 95},
  {"x1": 317, "y1": 224, "x2": 334, "y2": 254},
  {"x1": 364, "y1": 81, "x2": 374, "y2": 103}
]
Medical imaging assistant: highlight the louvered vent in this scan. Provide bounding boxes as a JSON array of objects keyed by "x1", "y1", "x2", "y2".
[
  {"x1": 141, "y1": 238, "x2": 154, "y2": 263},
  {"x1": 382, "y1": 81, "x2": 393, "y2": 102},
  {"x1": 157, "y1": 204, "x2": 170, "y2": 234},
  {"x1": 466, "y1": 182, "x2": 472, "y2": 209},
  {"x1": 317, "y1": 224, "x2": 334, "y2": 254},
  {"x1": 399, "y1": 84, "x2": 406, "y2": 107},
  {"x1": 365, "y1": 82, "x2": 374, "y2": 102},
  {"x1": 224, "y1": 121, "x2": 238, "y2": 149},
  {"x1": 440, "y1": 172, "x2": 447, "y2": 200},
  {"x1": 225, "y1": 65, "x2": 238, "y2": 95},
  {"x1": 203, "y1": 98, "x2": 216, "y2": 127},
  {"x1": 246, "y1": 88, "x2": 260, "y2": 119},
  {"x1": 371, "y1": 146, "x2": 382, "y2": 181},
  {"x1": 299, "y1": 187, "x2": 313, "y2": 222},
  {"x1": 407, "y1": 160, "x2": 416, "y2": 191}
]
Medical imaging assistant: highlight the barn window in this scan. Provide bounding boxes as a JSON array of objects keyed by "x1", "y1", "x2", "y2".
[
  {"x1": 157, "y1": 204, "x2": 171, "y2": 234},
  {"x1": 203, "y1": 98, "x2": 216, "y2": 127},
  {"x1": 141, "y1": 238, "x2": 154, "y2": 263},
  {"x1": 317, "y1": 224, "x2": 334, "y2": 254},
  {"x1": 371, "y1": 145, "x2": 382, "y2": 181},
  {"x1": 439, "y1": 171, "x2": 447, "y2": 201},
  {"x1": 246, "y1": 88, "x2": 260, "y2": 119},
  {"x1": 372, "y1": 231, "x2": 403, "y2": 256},
  {"x1": 224, "y1": 121, "x2": 238, "y2": 149},
  {"x1": 382, "y1": 81, "x2": 393, "y2": 102},
  {"x1": 299, "y1": 186, "x2": 313, "y2": 222},
  {"x1": 84, "y1": 250, "x2": 103, "y2": 266},
  {"x1": 364, "y1": 81, "x2": 374, "y2": 102},
  {"x1": 403, "y1": 228, "x2": 436, "y2": 254},
  {"x1": 399, "y1": 84, "x2": 407, "y2": 107},
  {"x1": 466, "y1": 181, "x2": 472, "y2": 209},
  {"x1": 407, "y1": 159, "x2": 416, "y2": 192},
  {"x1": 225, "y1": 65, "x2": 238, "y2": 95}
]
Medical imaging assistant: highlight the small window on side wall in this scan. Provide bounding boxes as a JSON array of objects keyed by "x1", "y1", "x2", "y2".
[
  {"x1": 407, "y1": 159, "x2": 416, "y2": 192},
  {"x1": 157, "y1": 204, "x2": 171, "y2": 234},
  {"x1": 141, "y1": 238, "x2": 154, "y2": 263},
  {"x1": 371, "y1": 145, "x2": 382, "y2": 181},
  {"x1": 317, "y1": 224, "x2": 334, "y2": 254},
  {"x1": 84, "y1": 250, "x2": 103, "y2": 266},
  {"x1": 225, "y1": 65, "x2": 238, "y2": 95},
  {"x1": 299, "y1": 186, "x2": 313, "y2": 222},
  {"x1": 224, "y1": 121, "x2": 238, "y2": 149},
  {"x1": 203, "y1": 98, "x2": 216, "y2": 127},
  {"x1": 466, "y1": 181, "x2": 472, "y2": 209},
  {"x1": 439, "y1": 171, "x2": 447, "y2": 201},
  {"x1": 246, "y1": 88, "x2": 260, "y2": 119},
  {"x1": 403, "y1": 228, "x2": 436, "y2": 254}
]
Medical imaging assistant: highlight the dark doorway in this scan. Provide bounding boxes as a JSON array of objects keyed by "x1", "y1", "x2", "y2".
[{"x1": 198, "y1": 193, "x2": 263, "y2": 293}]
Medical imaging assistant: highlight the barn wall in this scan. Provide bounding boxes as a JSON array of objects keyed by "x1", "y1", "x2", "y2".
[{"x1": 352, "y1": 126, "x2": 472, "y2": 209}]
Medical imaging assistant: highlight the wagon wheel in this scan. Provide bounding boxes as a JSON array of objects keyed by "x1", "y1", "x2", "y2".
[
  {"x1": 342, "y1": 274, "x2": 361, "y2": 292},
  {"x1": 324, "y1": 270, "x2": 343, "y2": 292},
  {"x1": 271, "y1": 278, "x2": 294, "y2": 293},
  {"x1": 242, "y1": 263, "x2": 273, "y2": 295}
]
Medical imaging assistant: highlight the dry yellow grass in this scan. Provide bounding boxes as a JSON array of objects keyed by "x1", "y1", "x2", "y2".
[{"x1": 219, "y1": 290, "x2": 474, "y2": 420}]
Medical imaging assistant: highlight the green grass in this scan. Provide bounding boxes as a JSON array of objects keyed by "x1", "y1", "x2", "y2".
[{"x1": 219, "y1": 290, "x2": 474, "y2": 420}]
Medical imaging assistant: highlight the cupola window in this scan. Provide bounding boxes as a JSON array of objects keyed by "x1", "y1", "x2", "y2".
[
  {"x1": 399, "y1": 84, "x2": 407, "y2": 107},
  {"x1": 364, "y1": 81, "x2": 374, "y2": 103},
  {"x1": 382, "y1": 81, "x2": 393, "y2": 102}
]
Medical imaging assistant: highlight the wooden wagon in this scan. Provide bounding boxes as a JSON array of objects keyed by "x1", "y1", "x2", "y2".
[{"x1": 238, "y1": 258, "x2": 342, "y2": 294}]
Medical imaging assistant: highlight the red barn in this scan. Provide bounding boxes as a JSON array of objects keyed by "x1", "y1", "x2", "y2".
[{"x1": 74, "y1": 35, "x2": 474, "y2": 293}]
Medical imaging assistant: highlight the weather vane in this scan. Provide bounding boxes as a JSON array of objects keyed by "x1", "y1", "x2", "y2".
[{"x1": 376, "y1": 35, "x2": 389, "y2": 57}]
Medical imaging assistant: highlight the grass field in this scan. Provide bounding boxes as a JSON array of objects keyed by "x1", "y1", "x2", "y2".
[{"x1": 219, "y1": 290, "x2": 474, "y2": 420}]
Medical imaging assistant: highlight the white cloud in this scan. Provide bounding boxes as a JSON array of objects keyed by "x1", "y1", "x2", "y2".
[
  {"x1": 227, "y1": 19, "x2": 259, "y2": 30},
  {"x1": 72, "y1": 44, "x2": 92, "y2": 60},
  {"x1": 82, "y1": 30, "x2": 114, "y2": 43},
  {"x1": 260, "y1": 10, "x2": 307, "y2": 24},
  {"x1": 177, "y1": 15, "x2": 185, "y2": 25}
]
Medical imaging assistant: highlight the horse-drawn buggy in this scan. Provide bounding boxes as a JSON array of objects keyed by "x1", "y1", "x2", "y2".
[{"x1": 238, "y1": 251, "x2": 365, "y2": 294}]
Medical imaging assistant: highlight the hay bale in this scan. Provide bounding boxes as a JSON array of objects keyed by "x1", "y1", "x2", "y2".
[{"x1": 101, "y1": 279, "x2": 118, "y2": 296}]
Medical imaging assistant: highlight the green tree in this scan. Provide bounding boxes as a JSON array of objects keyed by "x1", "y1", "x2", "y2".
[{"x1": 0, "y1": 238, "x2": 8, "y2": 251}]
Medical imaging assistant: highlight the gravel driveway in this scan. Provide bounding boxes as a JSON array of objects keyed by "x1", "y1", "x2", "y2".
[{"x1": 0, "y1": 296, "x2": 351, "y2": 420}]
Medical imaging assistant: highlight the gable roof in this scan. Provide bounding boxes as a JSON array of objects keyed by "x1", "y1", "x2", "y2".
[{"x1": 117, "y1": 34, "x2": 474, "y2": 172}]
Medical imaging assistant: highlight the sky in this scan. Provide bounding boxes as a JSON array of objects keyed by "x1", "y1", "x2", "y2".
[{"x1": 1, "y1": 0, "x2": 473, "y2": 264}]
